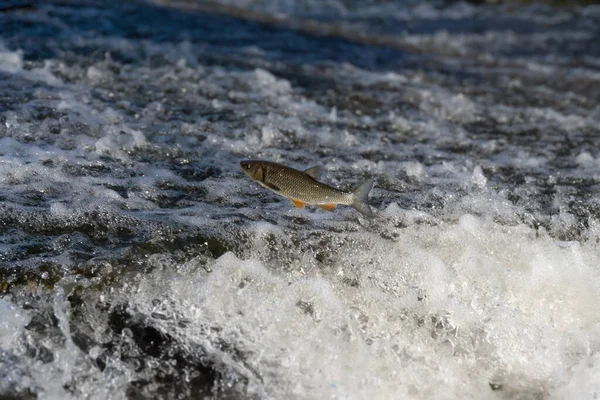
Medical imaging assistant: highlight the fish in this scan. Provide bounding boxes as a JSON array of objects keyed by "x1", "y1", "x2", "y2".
[{"x1": 240, "y1": 160, "x2": 375, "y2": 217}]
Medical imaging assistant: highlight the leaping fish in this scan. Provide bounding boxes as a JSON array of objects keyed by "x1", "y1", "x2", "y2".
[{"x1": 240, "y1": 160, "x2": 375, "y2": 217}]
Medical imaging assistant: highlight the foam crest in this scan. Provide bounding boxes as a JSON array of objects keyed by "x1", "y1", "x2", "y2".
[
  {"x1": 124, "y1": 214, "x2": 600, "y2": 399},
  {"x1": 0, "y1": 44, "x2": 23, "y2": 73},
  {"x1": 0, "y1": 299, "x2": 30, "y2": 350}
]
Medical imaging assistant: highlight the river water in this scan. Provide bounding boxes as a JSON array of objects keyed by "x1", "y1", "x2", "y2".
[{"x1": 1, "y1": 0, "x2": 600, "y2": 399}]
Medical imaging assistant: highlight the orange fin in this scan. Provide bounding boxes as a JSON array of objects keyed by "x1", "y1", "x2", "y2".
[
  {"x1": 318, "y1": 203, "x2": 336, "y2": 211},
  {"x1": 291, "y1": 199, "x2": 306, "y2": 208}
]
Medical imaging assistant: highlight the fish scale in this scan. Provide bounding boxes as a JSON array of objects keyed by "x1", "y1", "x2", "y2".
[{"x1": 263, "y1": 163, "x2": 354, "y2": 205}]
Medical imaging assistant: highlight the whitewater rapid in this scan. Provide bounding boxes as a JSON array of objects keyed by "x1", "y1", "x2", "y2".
[{"x1": 1, "y1": 0, "x2": 600, "y2": 399}]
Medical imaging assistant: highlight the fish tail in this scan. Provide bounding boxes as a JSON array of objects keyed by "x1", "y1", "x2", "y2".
[{"x1": 351, "y1": 178, "x2": 375, "y2": 217}]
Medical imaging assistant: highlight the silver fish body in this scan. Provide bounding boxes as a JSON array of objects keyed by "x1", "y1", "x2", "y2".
[{"x1": 240, "y1": 160, "x2": 374, "y2": 217}]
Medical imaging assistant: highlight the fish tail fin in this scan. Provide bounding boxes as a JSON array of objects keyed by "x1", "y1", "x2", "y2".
[{"x1": 351, "y1": 178, "x2": 375, "y2": 217}]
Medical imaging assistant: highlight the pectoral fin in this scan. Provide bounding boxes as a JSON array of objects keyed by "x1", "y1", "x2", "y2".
[
  {"x1": 318, "y1": 204, "x2": 336, "y2": 211},
  {"x1": 291, "y1": 199, "x2": 306, "y2": 208}
]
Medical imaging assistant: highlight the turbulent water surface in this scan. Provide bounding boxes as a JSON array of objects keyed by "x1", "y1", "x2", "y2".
[{"x1": 1, "y1": 0, "x2": 600, "y2": 399}]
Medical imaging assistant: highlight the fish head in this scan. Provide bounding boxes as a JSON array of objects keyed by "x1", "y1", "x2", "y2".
[{"x1": 240, "y1": 160, "x2": 264, "y2": 181}]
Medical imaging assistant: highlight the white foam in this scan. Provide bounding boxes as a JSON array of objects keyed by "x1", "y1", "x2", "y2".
[
  {"x1": 0, "y1": 43, "x2": 62, "y2": 85},
  {"x1": 550, "y1": 353, "x2": 600, "y2": 399},
  {"x1": 470, "y1": 165, "x2": 487, "y2": 189},
  {"x1": 576, "y1": 151, "x2": 600, "y2": 170},
  {"x1": 0, "y1": 45, "x2": 23, "y2": 73},
  {"x1": 94, "y1": 128, "x2": 147, "y2": 159},
  {"x1": 403, "y1": 161, "x2": 427, "y2": 181},
  {"x1": 0, "y1": 298, "x2": 30, "y2": 350},
  {"x1": 124, "y1": 214, "x2": 600, "y2": 399}
]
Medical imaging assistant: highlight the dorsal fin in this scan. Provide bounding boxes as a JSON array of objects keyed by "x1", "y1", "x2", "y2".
[{"x1": 303, "y1": 166, "x2": 322, "y2": 180}]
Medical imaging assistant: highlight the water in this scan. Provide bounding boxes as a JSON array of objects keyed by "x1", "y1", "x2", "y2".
[{"x1": 1, "y1": 0, "x2": 600, "y2": 398}]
